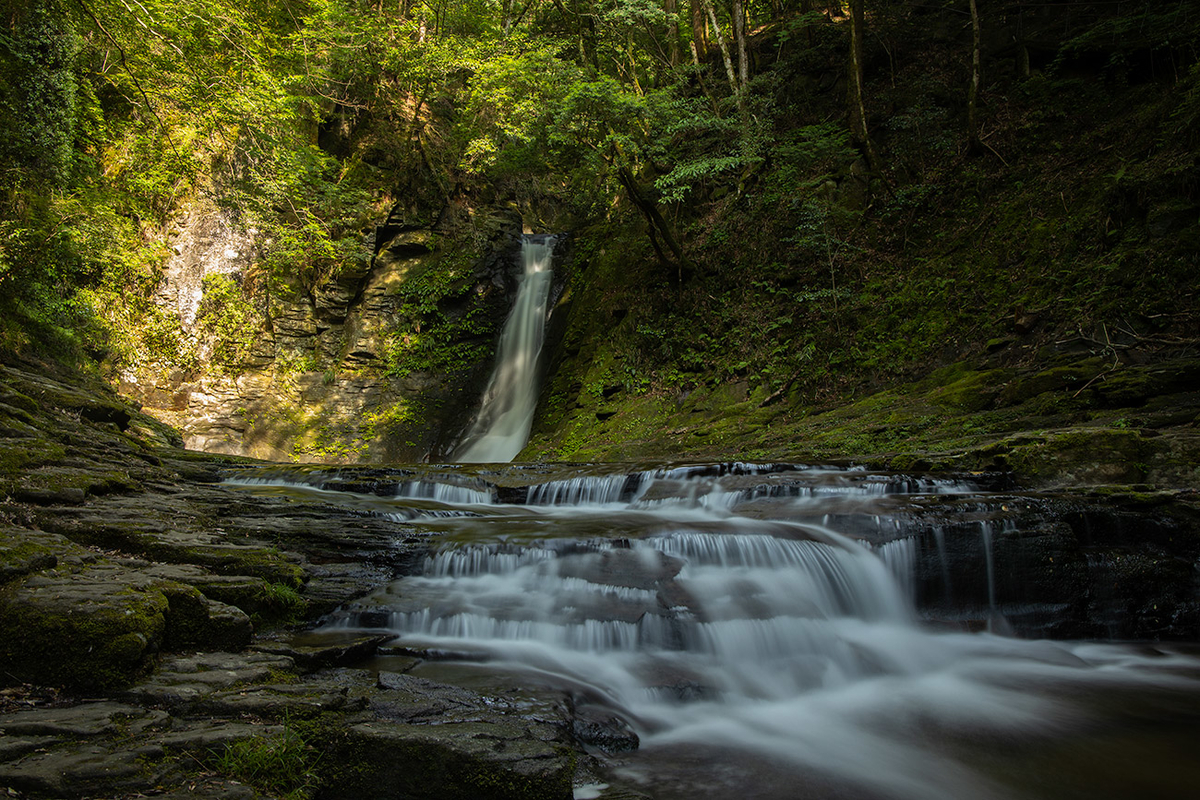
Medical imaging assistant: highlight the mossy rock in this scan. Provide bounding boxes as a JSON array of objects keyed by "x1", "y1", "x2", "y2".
[
  {"x1": 998, "y1": 358, "x2": 1109, "y2": 407},
  {"x1": 0, "y1": 565, "x2": 170, "y2": 692},
  {"x1": 0, "y1": 439, "x2": 68, "y2": 483},
  {"x1": 0, "y1": 366, "x2": 134, "y2": 429},
  {"x1": 926, "y1": 368, "x2": 1014, "y2": 412},
  {"x1": 324, "y1": 720, "x2": 574, "y2": 800},
  {"x1": 1092, "y1": 359, "x2": 1200, "y2": 408},
  {"x1": 10, "y1": 466, "x2": 140, "y2": 505},
  {"x1": 991, "y1": 427, "x2": 1155, "y2": 487},
  {"x1": 0, "y1": 527, "x2": 82, "y2": 583},
  {"x1": 157, "y1": 581, "x2": 253, "y2": 652},
  {"x1": 141, "y1": 563, "x2": 304, "y2": 623}
]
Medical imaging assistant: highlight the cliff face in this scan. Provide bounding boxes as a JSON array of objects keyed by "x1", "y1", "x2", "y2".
[{"x1": 114, "y1": 202, "x2": 556, "y2": 463}]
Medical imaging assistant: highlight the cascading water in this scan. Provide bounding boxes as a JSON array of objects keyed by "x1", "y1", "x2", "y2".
[
  {"x1": 455, "y1": 234, "x2": 557, "y2": 463},
  {"x1": 227, "y1": 465, "x2": 1200, "y2": 800}
]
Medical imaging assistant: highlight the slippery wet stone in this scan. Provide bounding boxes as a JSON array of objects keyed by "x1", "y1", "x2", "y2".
[
  {"x1": 0, "y1": 744, "x2": 158, "y2": 798},
  {"x1": 119, "y1": 651, "x2": 296, "y2": 707},
  {"x1": 0, "y1": 562, "x2": 171, "y2": 691},
  {"x1": 0, "y1": 702, "x2": 169, "y2": 738},
  {"x1": 249, "y1": 630, "x2": 392, "y2": 672},
  {"x1": 321, "y1": 669, "x2": 575, "y2": 800},
  {"x1": 571, "y1": 706, "x2": 639, "y2": 753}
]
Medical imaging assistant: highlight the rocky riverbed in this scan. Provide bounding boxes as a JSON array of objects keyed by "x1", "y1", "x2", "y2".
[
  {"x1": 2, "y1": 360, "x2": 1199, "y2": 799},
  {"x1": 1, "y1": 362, "x2": 586, "y2": 799}
]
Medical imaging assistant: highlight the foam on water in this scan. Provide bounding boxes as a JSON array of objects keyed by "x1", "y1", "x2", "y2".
[{"x1": 226, "y1": 463, "x2": 1200, "y2": 799}]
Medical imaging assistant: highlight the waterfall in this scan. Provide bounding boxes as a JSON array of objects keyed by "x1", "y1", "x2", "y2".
[
  {"x1": 455, "y1": 234, "x2": 556, "y2": 463},
  {"x1": 224, "y1": 463, "x2": 1200, "y2": 800}
]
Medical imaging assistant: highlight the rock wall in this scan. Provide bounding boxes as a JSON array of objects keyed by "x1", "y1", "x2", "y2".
[{"x1": 119, "y1": 203, "x2": 555, "y2": 463}]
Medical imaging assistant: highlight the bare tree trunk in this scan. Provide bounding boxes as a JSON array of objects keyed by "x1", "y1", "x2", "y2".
[
  {"x1": 666, "y1": 0, "x2": 680, "y2": 67},
  {"x1": 617, "y1": 167, "x2": 692, "y2": 280},
  {"x1": 847, "y1": 0, "x2": 881, "y2": 173},
  {"x1": 732, "y1": 0, "x2": 749, "y2": 88},
  {"x1": 701, "y1": 0, "x2": 740, "y2": 100},
  {"x1": 690, "y1": 40, "x2": 719, "y2": 113},
  {"x1": 690, "y1": 0, "x2": 709, "y2": 59},
  {"x1": 967, "y1": 0, "x2": 982, "y2": 153}
]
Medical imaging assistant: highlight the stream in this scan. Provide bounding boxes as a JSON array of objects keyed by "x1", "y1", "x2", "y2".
[{"x1": 228, "y1": 463, "x2": 1200, "y2": 800}]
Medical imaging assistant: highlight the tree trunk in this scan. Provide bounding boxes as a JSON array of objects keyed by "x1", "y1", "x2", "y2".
[
  {"x1": 701, "y1": 0, "x2": 740, "y2": 101},
  {"x1": 846, "y1": 0, "x2": 881, "y2": 173},
  {"x1": 666, "y1": 0, "x2": 680, "y2": 67},
  {"x1": 967, "y1": 0, "x2": 982, "y2": 153},
  {"x1": 732, "y1": 0, "x2": 749, "y2": 88},
  {"x1": 690, "y1": 0, "x2": 709, "y2": 59},
  {"x1": 616, "y1": 167, "x2": 691, "y2": 279}
]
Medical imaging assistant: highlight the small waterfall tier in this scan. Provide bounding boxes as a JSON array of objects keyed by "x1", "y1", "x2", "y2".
[
  {"x1": 223, "y1": 463, "x2": 1200, "y2": 800},
  {"x1": 455, "y1": 234, "x2": 557, "y2": 463}
]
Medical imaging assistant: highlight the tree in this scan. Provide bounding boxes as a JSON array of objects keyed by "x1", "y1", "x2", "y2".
[
  {"x1": 967, "y1": 0, "x2": 982, "y2": 153},
  {"x1": 846, "y1": 0, "x2": 881, "y2": 174}
]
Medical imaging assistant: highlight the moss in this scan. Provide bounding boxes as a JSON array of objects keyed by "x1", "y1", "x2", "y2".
[
  {"x1": 251, "y1": 580, "x2": 309, "y2": 626},
  {"x1": 996, "y1": 428, "x2": 1155, "y2": 486},
  {"x1": 0, "y1": 576, "x2": 168, "y2": 691},
  {"x1": 998, "y1": 359, "x2": 1110, "y2": 406},
  {"x1": 180, "y1": 546, "x2": 307, "y2": 588},
  {"x1": 157, "y1": 580, "x2": 252, "y2": 651},
  {"x1": 0, "y1": 527, "x2": 80, "y2": 581},
  {"x1": 209, "y1": 723, "x2": 319, "y2": 798},
  {"x1": 0, "y1": 439, "x2": 68, "y2": 480},
  {"x1": 323, "y1": 724, "x2": 575, "y2": 800},
  {"x1": 10, "y1": 466, "x2": 140, "y2": 504},
  {"x1": 927, "y1": 368, "x2": 1014, "y2": 412}
]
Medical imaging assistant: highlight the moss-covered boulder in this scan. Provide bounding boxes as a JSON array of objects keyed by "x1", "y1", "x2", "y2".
[
  {"x1": 0, "y1": 563, "x2": 170, "y2": 692},
  {"x1": 0, "y1": 546, "x2": 254, "y2": 692}
]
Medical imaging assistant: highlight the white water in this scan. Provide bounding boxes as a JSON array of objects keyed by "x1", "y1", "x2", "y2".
[
  {"x1": 455, "y1": 234, "x2": 556, "y2": 463},
  {"x1": 227, "y1": 465, "x2": 1200, "y2": 799}
]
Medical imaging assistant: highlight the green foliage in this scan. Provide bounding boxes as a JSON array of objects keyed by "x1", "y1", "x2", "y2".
[
  {"x1": 255, "y1": 581, "x2": 307, "y2": 624},
  {"x1": 1053, "y1": 4, "x2": 1200, "y2": 78},
  {"x1": 211, "y1": 720, "x2": 319, "y2": 799},
  {"x1": 0, "y1": 0, "x2": 80, "y2": 186},
  {"x1": 762, "y1": 123, "x2": 856, "y2": 204},
  {"x1": 383, "y1": 252, "x2": 497, "y2": 379},
  {"x1": 194, "y1": 274, "x2": 260, "y2": 370}
]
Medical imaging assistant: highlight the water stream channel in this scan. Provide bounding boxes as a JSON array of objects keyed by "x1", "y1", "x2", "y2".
[{"x1": 228, "y1": 464, "x2": 1200, "y2": 800}]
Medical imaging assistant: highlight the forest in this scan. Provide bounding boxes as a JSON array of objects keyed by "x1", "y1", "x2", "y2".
[
  {"x1": 2, "y1": 0, "x2": 1198, "y2": 471},
  {"x1": 3, "y1": 4, "x2": 1200, "y2": 799}
]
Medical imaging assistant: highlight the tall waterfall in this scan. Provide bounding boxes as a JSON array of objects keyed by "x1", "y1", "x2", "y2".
[{"x1": 456, "y1": 234, "x2": 556, "y2": 463}]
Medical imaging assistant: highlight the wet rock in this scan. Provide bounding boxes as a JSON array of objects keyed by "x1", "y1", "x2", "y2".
[
  {"x1": 0, "y1": 562, "x2": 171, "y2": 691},
  {"x1": 155, "y1": 719, "x2": 286, "y2": 752},
  {"x1": 250, "y1": 630, "x2": 392, "y2": 672},
  {"x1": 120, "y1": 651, "x2": 296, "y2": 707},
  {"x1": 151, "y1": 781, "x2": 258, "y2": 800},
  {"x1": 0, "y1": 736, "x2": 57, "y2": 762},
  {"x1": 322, "y1": 669, "x2": 575, "y2": 800},
  {"x1": 571, "y1": 706, "x2": 639, "y2": 753},
  {"x1": 158, "y1": 582, "x2": 253, "y2": 651},
  {"x1": 911, "y1": 492, "x2": 1200, "y2": 639},
  {"x1": 0, "y1": 743, "x2": 159, "y2": 797},
  {"x1": 196, "y1": 682, "x2": 363, "y2": 718},
  {"x1": 31, "y1": 496, "x2": 309, "y2": 587},
  {"x1": 555, "y1": 548, "x2": 684, "y2": 592},
  {"x1": 0, "y1": 527, "x2": 81, "y2": 582},
  {"x1": 0, "y1": 702, "x2": 169, "y2": 738}
]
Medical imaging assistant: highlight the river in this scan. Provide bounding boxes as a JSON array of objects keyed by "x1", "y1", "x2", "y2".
[{"x1": 228, "y1": 462, "x2": 1200, "y2": 800}]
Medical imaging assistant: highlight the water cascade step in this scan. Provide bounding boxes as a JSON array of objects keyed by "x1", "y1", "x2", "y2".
[
  {"x1": 225, "y1": 463, "x2": 1200, "y2": 799},
  {"x1": 455, "y1": 234, "x2": 557, "y2": 463}
]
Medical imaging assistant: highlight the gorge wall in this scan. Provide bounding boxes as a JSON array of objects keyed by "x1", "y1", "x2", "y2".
[{"x1": 116, "y1": 201, "x2": 574, "y2": 463}]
